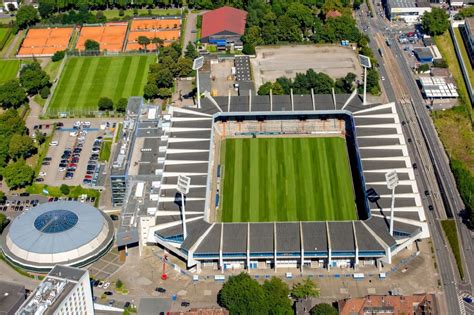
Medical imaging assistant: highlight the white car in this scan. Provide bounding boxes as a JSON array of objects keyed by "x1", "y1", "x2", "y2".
[
  {"x1": 69, "y1": 131, "x2": 78, "y2": 137},
  {"x1": 103, "y1": 282, "x2": 110, "y2": 289},
  {"x1": 98, "y1": 282, "x2": 104, "y2": 288},
  {"x1": 58, "y1": 167, "x2": 66, "y2": 172},
  {"x1": 49, "y1": 141, "x2": 58, "y2": 146},
  {"x1": 381, "y1": 76, "x2": 385, "y2": 81},
  {"x1": 39, "y1": 171, "x2": 47, "y2": 177}
]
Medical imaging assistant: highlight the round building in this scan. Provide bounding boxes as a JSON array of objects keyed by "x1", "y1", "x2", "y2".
[{"x1": 1, "y1": 201, "x2": 114, "y2": 273}]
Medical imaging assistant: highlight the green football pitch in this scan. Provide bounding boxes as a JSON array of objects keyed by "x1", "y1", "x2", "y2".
[
  {"x1": 47, "y1": 55, "x2": 155, "y2": 115},
  {"x1": 0, "y1": 60, "x2": 20, "y2": 84},
  {"x1": 219, "y1": 137, "x2": 357, "y2": 222}
]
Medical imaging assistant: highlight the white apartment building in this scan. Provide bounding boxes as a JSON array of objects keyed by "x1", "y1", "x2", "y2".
[{"x1": 16, "y1": 265, "x2": 94, "y2": 315}]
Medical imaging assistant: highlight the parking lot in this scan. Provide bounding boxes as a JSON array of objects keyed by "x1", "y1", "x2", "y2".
[
  {"x1": 251, "y1": 45, "x2": 362, "y2": 88},
  {"x1": 37, "y1": 121, "x2": 113, "y2": 187}
]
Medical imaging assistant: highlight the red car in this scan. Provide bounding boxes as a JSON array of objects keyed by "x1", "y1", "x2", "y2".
[
  {"x1": 68, "y1": 163, "x2": 78, "y2": 168},
  {"x1": 84, "y1": 175, "x2": 93, "y2": 179}
]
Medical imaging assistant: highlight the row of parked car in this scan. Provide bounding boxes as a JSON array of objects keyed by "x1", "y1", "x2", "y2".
[
  {"x1": 0, "y1": 199, "x2": 40, "y2": 212},
  {"x1": 83, "y1": 137, "x2": 103, "y2": 185}
]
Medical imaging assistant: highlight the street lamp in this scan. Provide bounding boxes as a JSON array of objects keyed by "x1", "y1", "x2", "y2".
[
  {"x1": 177, "y1": 175, "x2": 191, "y2": 239},
  {"x1": 385, "y1": 170, "x2": 399, "y2": 236},
  {"x1": 193, "y1": 56, "x2": 204, "y2": 109},
  {"x1": 358, "y1": 54, "x2": 372, "y2": 105}
]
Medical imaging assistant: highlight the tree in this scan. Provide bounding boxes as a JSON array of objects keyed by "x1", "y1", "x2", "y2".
[
  {"x1": 156, "y1": 68, "x2": 174, "y2": 88},
  {"x1": 144, "y1": 83, "x2": 159, "y2": 99},
  {"x1": 40, "y1": 86, "x2": 50, "y2": 99},
  {"x1": 0, "y1": 212, "x2": 9, "y2": 234},
  {"x1": 311, "y1": 303, "x2": 338, "y2": 315},
  {"x1": 0, "y1": 191, "x2": 5, "y2": 203},
  {"x1": 85, "y1": 39, "x2": 100, "y2": 52},
  {"x1": 366, "y1": 68, "x2": 380, "y2": 95},
  {"x1": 290, "y1": 278, "x2": 319, "y2": 299},
  {"x1": 2, "y1": 159, "x2": 35, "y2": 189},
  {"x1": 98, "y1": 97, "x2": 114, "y2": 111},
  {"x1": 151, "y1": 37, "x2": 164, "y2": 51},
  {"x1": 9, "y1": 134, "x2": 36, "y2": 160},
  {"x1": 138, "y1": 36, "x2": 151, "y2": 51},
  {"x1": 218, "y1": 273, "x2": 269, "y2": 314},
  {"x1": 116, "y1": 279, "x2": 123, "y2": 289},
  {"x1": 16, "y1": 5, "x2": 39, "y2": 28},
  {"x1": 184, "y1": 42, "x2": 199, "y2": 60},
  {"x1": 422, "y1": 8, "x2": 449, "y2": 36},
  {"x1": 52, "y1": 50, "x2": 66, "y2": 62},
  {"x1": 60, "y1": 184, "x2": 70, "y2": 195},
  {"x1": 258, "y1": 82, "x2": 273, "y2": 95},
  {"x1": 418, "y1": 63, "x2": 430, "y2": 73},
  {"x1": 35, "y1": 130, "x2": 46, "y2": 145},
  {"x1": 115, "y1": 98, "x2": 127, "y2": 112},
  {"x1": 176, "y1": 57, "x2": 193, "y2": 77},
  {"x1": 262, "y1": 277, "x2": 293, "y2": 315},
  {"x1": 0, "y1": 80, "x2": 28, "y2": 109},
  {"x1": 20, "y1": 62, "x2": 50, "y2": 95},
  {"x1": 38, "y1": 0, "x2": 55, "y2": 18}
]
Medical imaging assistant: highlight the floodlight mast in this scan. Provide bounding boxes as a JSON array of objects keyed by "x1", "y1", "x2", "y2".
[
  {"x1": 193, "y1": 57, "x2": 204, "y2": 109},
  {"x1": 385, "y1": 170, "x2": 399, "y2": 236},
  {"x1": 358, "y1": 54, "x2": 372, "y2": 106},
  {"x1": 177, "y1": 175, "x2": 191, "y2": 239}
]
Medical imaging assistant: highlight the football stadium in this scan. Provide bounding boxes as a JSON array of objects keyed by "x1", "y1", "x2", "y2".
[{"x1": 116, "y1": 95, "x2": 429, "y2": 272}]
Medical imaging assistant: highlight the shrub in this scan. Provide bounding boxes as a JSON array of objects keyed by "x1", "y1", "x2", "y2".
[
  {"x1": 60, "y1": 184, "x2": 70, "y2": 195},
  {"x1": 119, "y1": 9, "x2": 125, "y2": 16},
  {"x1": 51, "y1": 50, "x2": 65, "y2": 62},
  {"x1": 40, "y1": 86, "x2": 50, "y2": 99},
  {"x1": 98, "y1": 97, "x2": 113, "y2": 111}
]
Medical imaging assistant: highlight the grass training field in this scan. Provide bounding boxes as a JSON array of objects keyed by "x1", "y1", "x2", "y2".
[
  {"x1": 48, "y1": 55, "x2": 155, "y2": 114},
  {"x1": 0, "y1": 60, "x2": 20, "y2": 84},
  {"x1": 220, "y1": 137, "x2": 357, "y2": 222}
]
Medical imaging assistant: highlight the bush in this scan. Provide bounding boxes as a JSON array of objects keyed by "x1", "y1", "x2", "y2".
[
  {"x1": 115, "y1": 98, "x2": 127, "y2": 112},
  {"x1": 40, "y1": 86, "x2": 50, "y2": 99},
  {"x1": 98, "y1": 97, "x2": 113, "y2": 111},
  {"x1": 116, "y1": 279, "x2": 123, "y2": 289},
  {"x1": 51, "y1": 50, "x2": 65, "y2": 62},
  {"x1": 60, "y1": 184, "x2": 70, "y2": 195},
  {"x1": 119, "y1": 9, "x2": 125, "y2": 16}
]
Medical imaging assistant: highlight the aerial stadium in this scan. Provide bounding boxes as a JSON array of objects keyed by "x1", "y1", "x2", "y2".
[
  {"x1": 117, "y1": 94, "x2": 429, "y2": 272},
  {"x1": 1, "y1": 201, "x2": 114, "y2": 273}
]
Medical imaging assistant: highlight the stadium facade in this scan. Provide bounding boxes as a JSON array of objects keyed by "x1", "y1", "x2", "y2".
[
  {"x1": 117, "y1": 95, "x2": 429, "y2": 272},
  {"x1": 1, "y1": 201, "x2": 114, "y2": 273}
]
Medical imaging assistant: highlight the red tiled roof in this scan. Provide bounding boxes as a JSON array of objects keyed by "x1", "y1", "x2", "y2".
[{"x1": 201, "y1": 6, "x2": 247, "y2": 39}]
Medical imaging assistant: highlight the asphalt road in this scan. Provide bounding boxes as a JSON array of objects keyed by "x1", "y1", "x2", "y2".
[{"x1": 356, "y1": 4, "x2": 471, "y2": 314}]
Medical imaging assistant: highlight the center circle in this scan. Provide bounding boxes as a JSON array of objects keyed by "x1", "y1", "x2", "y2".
[{"x1": 34, "y1": 210, "x2": 79, "y2": 233}]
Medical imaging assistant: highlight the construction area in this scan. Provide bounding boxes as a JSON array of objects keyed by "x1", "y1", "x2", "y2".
[{"x1": 251, "y1": 45, "x2": 362, "y2": 88}]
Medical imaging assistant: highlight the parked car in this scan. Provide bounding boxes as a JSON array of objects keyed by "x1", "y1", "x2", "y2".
[
  {"x1": 35, "y1": 178, "x2": 45, "y2": 182},
  {"x1": 49, "y1": 141, "x2": 58, "y2": 146},
  {"x1": 155, "y1": 287, "x2": 166, "y2": 293},
  {"x1": 104, "y1": 291, "x2": 113, "y2": 296}
]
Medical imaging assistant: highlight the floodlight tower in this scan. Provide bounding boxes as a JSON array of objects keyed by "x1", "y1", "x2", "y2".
[
  {"x1": 193, "y1": 56, "x2": 204, "y2": 109},
  {"x1": 177, "y1": 175, "x2": 191, "y2": 239},
  {"x1": 385, "y1": 170, "x2": 399, "y2": 236},
  {"x1": 358, "y1": 54, "x2": 372, "y2": 105}
]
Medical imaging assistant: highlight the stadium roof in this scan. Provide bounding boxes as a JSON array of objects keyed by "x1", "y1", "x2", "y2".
[{"x1": 201, "y1": 6, "x2": 247, "y2": 39}]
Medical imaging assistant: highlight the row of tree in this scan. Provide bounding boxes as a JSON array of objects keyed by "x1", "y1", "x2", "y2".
[
  {"x1": 0, "y1": 110, "x2": 36, "y2": 189},
  {"x1": 36, "y1": 0, "x2": 184, "y2": 12},
  {"x1": 144, "y1": 42, "x2": 196, "y2": 99},
  {"x1": 218, "y1": 273, "x2": 338, "y2": 315},
  {"x1": 97, "y1": 97, "x2": 128, "y2": 112},
  {"x1": 450, "y1": 159, "x2": 474, "y2": 229},
  {"x1": 258, "y1": 70, "x2": 358, "y2": 96}
]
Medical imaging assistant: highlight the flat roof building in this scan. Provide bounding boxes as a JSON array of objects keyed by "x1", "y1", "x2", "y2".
[
  {"x1": 0, "y1": 281, "x2": 26, "y2": 315},
  {"x1": 386, "y1": 0, "x2": 431, "y2": 23},
  {"x1": 460, "y1": 18, "x2": 474, "y2": 68},
  {"x1": 16, "y1": 265, "x2": 94, "y2": 315}
]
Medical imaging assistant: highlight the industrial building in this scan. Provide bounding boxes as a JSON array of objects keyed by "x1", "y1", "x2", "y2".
[
  {"x1": 200, "y1": 6, "x2": 248, "y2": 49},
  {"x1": 1, "y1": 201, "x2": 114, "y2": 273},
  {"x1": 385, "y1": 0, "x2": 431, "y2": 23},
  {"x1": 419, "y1": 76, "x2": 459, "y2": 99},
  {"x1": 116, "y1": 95, "x2": 428, "y2": 273},
  {"x1": 16, "y1": 265, "x2": 94, "y2": 315}
]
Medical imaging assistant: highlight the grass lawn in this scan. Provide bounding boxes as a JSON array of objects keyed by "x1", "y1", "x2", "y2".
[
  {"x1": 47, "y1": 55, "x2": 155, "y2": 115},
  {"x1": 92, "y1": 8, "x2": 181, "y2": 19},
  {"x1": 0, "y1": 28, "x2": 11, "y2": 48},
  {"x1": 0, "y1": 59, "x2": 20, "y2": 84},
  {"x1": 44, "y1": 60, "x2": 62, "y2": 79},
  {"x1": 453, "y1": 27, "x2": 474, "y2": 86},
  {"x1": 441, "y1": 220, "x2": 464, "y2": 280},
  {"x1": 219, "y1": 137, "x2": 356, "y2": 222},
  {"x1": 99, "y1": 140, "x2": 112, "y2": 162}
]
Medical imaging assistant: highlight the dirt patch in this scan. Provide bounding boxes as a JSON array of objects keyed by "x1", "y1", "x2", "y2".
[{"x1": 251, "y1": 45, "x2": 362, "y2": 88}]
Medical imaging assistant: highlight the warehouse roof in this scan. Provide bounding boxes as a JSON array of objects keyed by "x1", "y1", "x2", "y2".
[{"x1": 201, "y1": 6, "x2": 247, "y2": 39}]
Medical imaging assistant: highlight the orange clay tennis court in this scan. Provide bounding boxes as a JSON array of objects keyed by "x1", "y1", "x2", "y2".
[
  {"x1": 126, "y1": 18, "x2": 181, "y2": 51},
  {"x1": 76, "y1": 23, "x2": 128, "y2": 52},
  {"x1": 17, "y1": 27, "x2": 73, "y2": 57},
  {"x1": 130, "y1": 18, "x2": 181, "y2": 30}
]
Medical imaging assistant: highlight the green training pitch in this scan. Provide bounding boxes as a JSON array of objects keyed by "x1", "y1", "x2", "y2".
[
  {"x1": 219, "y1": 137, "x2": 357, "y2": 222},
  {"x1": 48, "y1": 55, "x2": 155, "y2": 114},
  {"x1": 0, "y1": 60, "x2": 20, "y2": 84}
]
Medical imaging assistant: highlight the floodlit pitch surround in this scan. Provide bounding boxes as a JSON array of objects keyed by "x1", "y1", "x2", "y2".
[{"x1": 206, "y1": 111, "x2": 370, "y2": 223}]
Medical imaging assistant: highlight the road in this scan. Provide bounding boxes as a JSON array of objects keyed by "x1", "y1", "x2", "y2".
[{"x1": 356, "y1": 4, "x2": 472, "y2": 314}]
